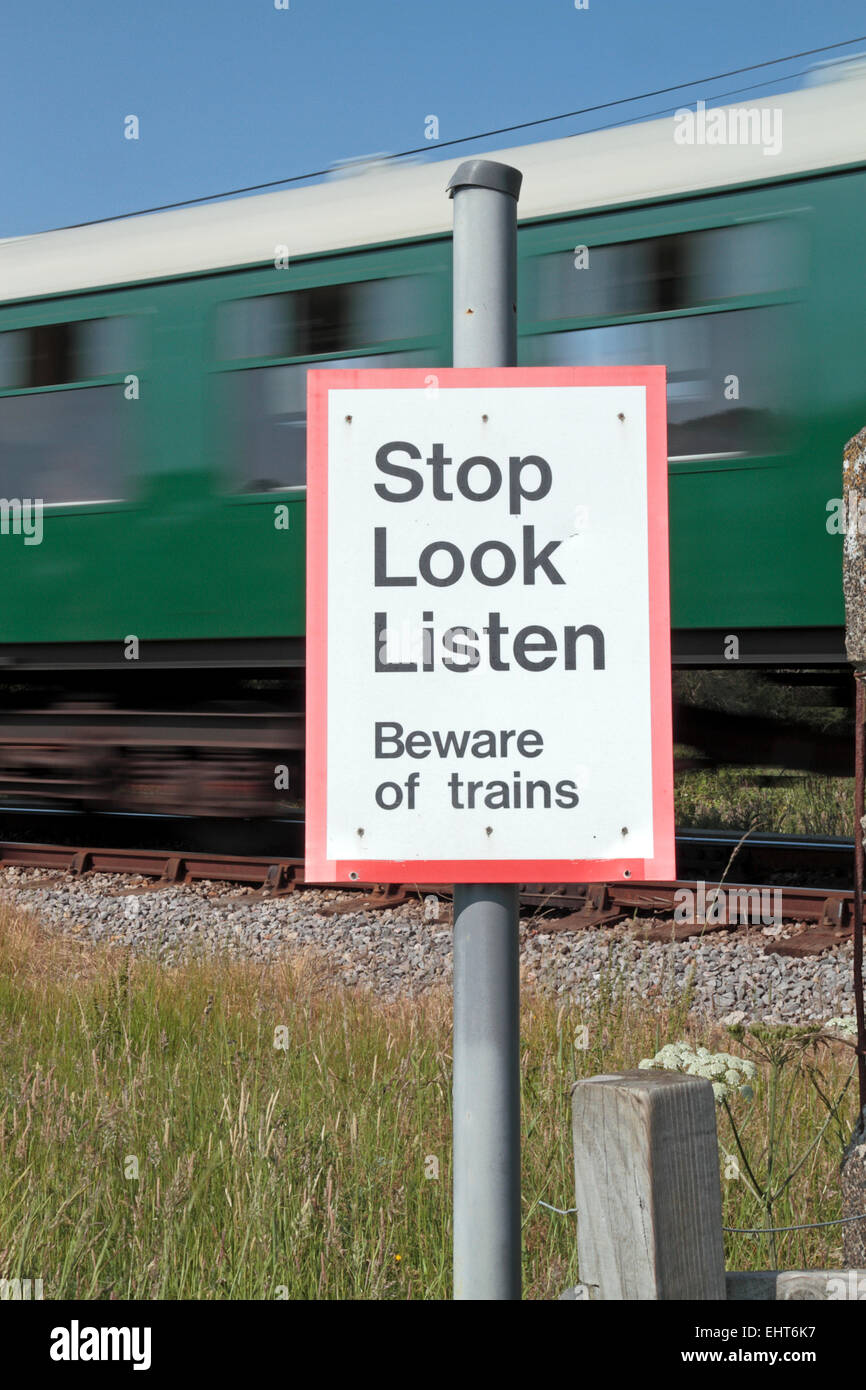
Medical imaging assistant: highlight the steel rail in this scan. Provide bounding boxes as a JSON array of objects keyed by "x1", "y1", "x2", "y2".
[{"x1": 0, "y1": 839, "x2": 856, "y2": 954}]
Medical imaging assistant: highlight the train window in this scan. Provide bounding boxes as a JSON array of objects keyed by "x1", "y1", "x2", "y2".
[
  {"x1": 218, "y1": 295, "x2": 291, "y2": 360},
  {"x1": 0, "y1": 385, "x2": 132, "y2": 504},
  {"x1": 0, "y1": 330, "x2": 29, "y2": 390},
  {"x1": 223, "y1": 349, "x2": 429, "y2": 492},
  {"x1": 76, "y1": 316, "x2": 136, "y2": 378},
  {"x1": 683, "y1": 223, "x2": 800, "y2": 303},
  {"x1": 534, "y1": 240, "x2": 656, "y2": 320},
  {"x1": 523, "y1": 307, "x2": 788, "y2": 457},
  {"x1": 0, "y1": 316, "x2": 136, "y2": 503},
  {"x1": 293, "y1": 283, "x2": 356, "y2": 355},
  {"x1": 530, "y1": 222, "x2": 799, "y2": 323},
  {"x1": 216, "y1": 276, "x2": 434, "y2": 361},
  {"x1": 0, "y1": 316, "x2": 134, "y2": 388}
]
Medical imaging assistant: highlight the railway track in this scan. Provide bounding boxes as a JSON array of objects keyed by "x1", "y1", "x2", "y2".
[
  {"x1": 675, "y1": 828, "x2": 854, "y2": 881},
  {"x1": 0, "y1": 811, "x2": 854, "y2": 878},
  {"x1": 0, "y1": 834, "x2": 855, "y2": 957}
]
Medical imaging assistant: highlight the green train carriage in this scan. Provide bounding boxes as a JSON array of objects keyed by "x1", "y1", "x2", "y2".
[{"x1": 0, "y1": 73, "x2": 864, "y2": 813}]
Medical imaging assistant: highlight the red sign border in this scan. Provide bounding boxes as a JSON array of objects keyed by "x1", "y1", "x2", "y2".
[{"x1": 305, "y1": 366, "x2": 674, "y2": 884}]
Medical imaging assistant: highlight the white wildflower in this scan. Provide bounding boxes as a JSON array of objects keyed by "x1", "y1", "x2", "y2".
[{"x1": 637, "y1": 1040, "x2": 756, "y2": 1104}]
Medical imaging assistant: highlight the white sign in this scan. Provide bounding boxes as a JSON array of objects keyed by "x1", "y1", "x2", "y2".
[{"x1": 306, "y1": 366, "x2": 674, "y2": 883}]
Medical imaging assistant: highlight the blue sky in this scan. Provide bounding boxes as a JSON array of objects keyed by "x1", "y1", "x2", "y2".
[{"x1": 3, "y1": 0, "x2": 865, "y2": 236}]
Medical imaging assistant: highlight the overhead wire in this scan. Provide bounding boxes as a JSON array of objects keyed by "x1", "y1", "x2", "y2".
[{"x1": 44, "y1": 34, "x2": 866, "y2": 232}]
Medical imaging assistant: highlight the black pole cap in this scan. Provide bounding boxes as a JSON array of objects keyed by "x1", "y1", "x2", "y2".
[{"x1": 446, "y1": 159, "x2": 523, "y2": 200}]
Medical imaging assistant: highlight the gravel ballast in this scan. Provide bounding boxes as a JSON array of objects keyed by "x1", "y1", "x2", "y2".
[{"x1": 0, "y1": 866, "x2": 855, "y2": 1025}]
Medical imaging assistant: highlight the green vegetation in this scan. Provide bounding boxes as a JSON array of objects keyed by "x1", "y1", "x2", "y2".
[
  {"x1": 675, "y1": 764, "x2": 854, "y2": 837},
  {"x1": 673, "y1": 669, "x2": 851, "y2": 735},
  {"x1": 0, "y1": 904, "x2": 857, "y2": 1299},
  {"x1": 640, "y1": 1024, "x2": 858, "y2": 1271},
  {"x1": 672, "y1": 669, "x2": 855, "y2": 837}
]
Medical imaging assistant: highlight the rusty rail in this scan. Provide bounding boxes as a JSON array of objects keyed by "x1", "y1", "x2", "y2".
[{"x1": 0, "y1": 840, "x2": 856, "y2": 955}]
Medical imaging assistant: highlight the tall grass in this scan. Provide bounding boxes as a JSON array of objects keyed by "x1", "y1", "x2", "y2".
[
  {"x1": 0, "y1": 902, "x2": 856, "y2": 1299},
  {"x1": 676, "y1": 765, "x2": 854, "y2": 838}
]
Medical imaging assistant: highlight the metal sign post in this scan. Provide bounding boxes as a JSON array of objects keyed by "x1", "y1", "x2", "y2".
[
  {"x1": 303, "y1": 163, "x2": 673, "y2": 1306},
  {"x1": 447, "y1": 160, "x2": 523, "y2": 1301}
]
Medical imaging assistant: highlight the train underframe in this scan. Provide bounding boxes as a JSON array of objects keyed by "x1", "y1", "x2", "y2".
[{"x1": 0, "y1": 627, "x2": 853, "y2": 821}]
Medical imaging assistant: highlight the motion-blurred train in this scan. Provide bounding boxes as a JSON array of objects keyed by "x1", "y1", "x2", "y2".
[{"x1": 1, "y1": 65, "x2": 865, "y2": 816}]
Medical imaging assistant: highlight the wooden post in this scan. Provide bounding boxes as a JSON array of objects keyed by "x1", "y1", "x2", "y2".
[
  {"x1": 841, "y1": 424, "x2": 866, "y2": 1262},
  {"x1": 572, "y1": 1070, "x2": 726, "y2": 1300},
  {"x1": 842, "y1": 425, "x2": 866, "y2": 665}
]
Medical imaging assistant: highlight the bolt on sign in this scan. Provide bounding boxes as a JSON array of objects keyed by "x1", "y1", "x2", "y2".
[{"x1": 305, "y1": 366, "x2": 674, "y2": 883}]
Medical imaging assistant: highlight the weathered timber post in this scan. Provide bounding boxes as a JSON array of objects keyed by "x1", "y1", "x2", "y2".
[
  {"x1": 571, "y1": 1071, "x2": 726, "y2": 1299},
  {"x1": 841, "y1": 424, "x2": 866, "y2": 1267}
]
